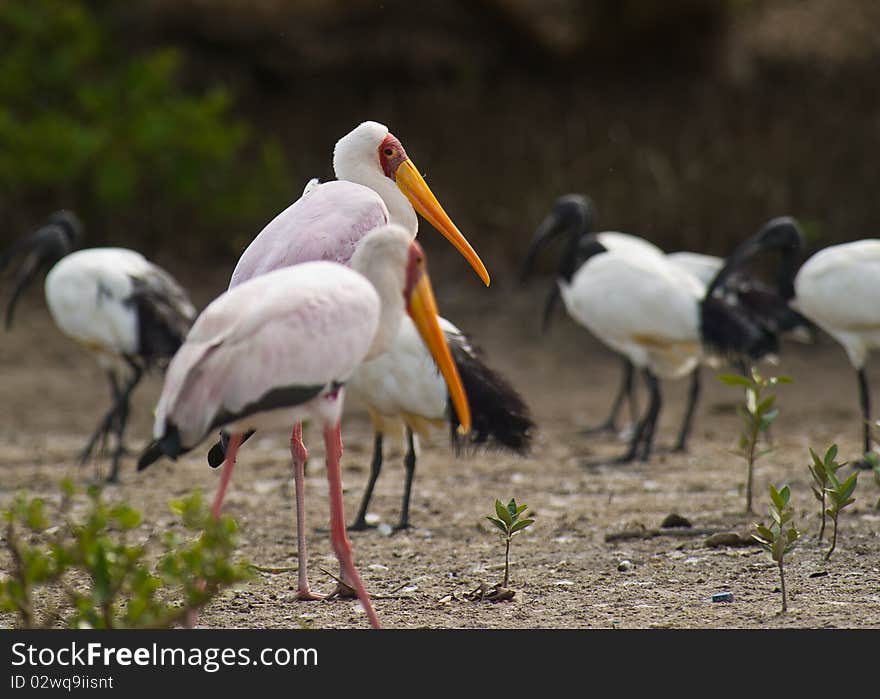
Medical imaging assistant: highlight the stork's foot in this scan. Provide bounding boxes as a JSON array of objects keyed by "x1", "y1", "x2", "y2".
[
  {"x1": 347, "y1": 519, "x2": 377, "y2": 532},
  {"x1": 295, "y1": 589, "x2": 326, "y2": 601},
  {"x1": 324, "y1": 580, "x2": 358, "y2": 600},
  {"x1": 467, "y1": 581, "x2": 516, "y2": 602},
  {"x1": 392, "y1": 520, "x2": 411, "y2": 533}
]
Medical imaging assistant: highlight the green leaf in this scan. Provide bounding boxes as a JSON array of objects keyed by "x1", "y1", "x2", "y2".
[
  {"x1": 486, "y1": 516, "x2": 509, "y2": 534},
  {"x1": 110, "y1": 504, "x2": 142, "y2": 530},
  {"x1": 756, "y1": 395, "x2": 776, "y2": 416},
  {"x1": 510, "y1": 518, "x2": 535, "y2": 534},
  {"x1": 839, "y1": 473, "x2": 858, "y2": 502},
  {"x1": 719, "y1": 374, "x2": 753, "y2": 388},
  {"x1": 755, "y1": 525, "x2": 775, "y2": 541},
  {"x1": 506, "y1": 499, "x2": 519, "y2": 520},
  {"x1": 824, "y1": 444, "x2": 838, "y2": 465},
  {"x1": 494, "y1": 500, "x2": 513, "y2": 527},
  {"x1": 769, "y1": 485, "x2": 784, "y2": 510}
]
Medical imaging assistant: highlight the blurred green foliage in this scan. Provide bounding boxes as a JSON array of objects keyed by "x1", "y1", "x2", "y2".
[
  {"x1": 0, "y1": 481, "x2": 251, "y2": 628},
  {"x1": 0, "y1": 0, "x2": 293, "y2": 257}
]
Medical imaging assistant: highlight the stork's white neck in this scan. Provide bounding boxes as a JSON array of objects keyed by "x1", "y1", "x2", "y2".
[
  {"x1": 365, "y1": 175, "x2": 418, "y2": 237},
  {"x1": 350, "y1": 225, "x2": 411, "y2": 360}
]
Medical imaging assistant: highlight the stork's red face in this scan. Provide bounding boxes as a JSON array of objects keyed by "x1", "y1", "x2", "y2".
[
  {"x1": 379, "y1": 134, "x2": 409, "y2": 179},
  {"x1": 403, "y1": 240, "x2": 471, "y2": 434},
  {"x1": 378, "y1": 132, "x2": 490, "y2": 287}
]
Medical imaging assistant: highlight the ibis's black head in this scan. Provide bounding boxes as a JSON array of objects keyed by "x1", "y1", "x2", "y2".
[
  {"x1": 700, "y1": 216, "x2": 806, "y2": 361},
  {"x1": 0, "y1": 210, "x2": 84, "y2": 329},
  {"x1": 706, "y1": 216, "x2": 804, "y2": 301},
  {"x1": 521, "y1": 195, "x2": 597, "y2": 332},
  {"x1": 46, "y1": 210, "x2": 85, "y2": 249}
]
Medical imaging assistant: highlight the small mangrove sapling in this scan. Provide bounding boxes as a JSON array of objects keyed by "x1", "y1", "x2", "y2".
[{"x1": 752, "y1": 484, "x2": 800, "y2": 613}]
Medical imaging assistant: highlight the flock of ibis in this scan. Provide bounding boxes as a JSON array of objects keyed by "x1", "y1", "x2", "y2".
[{"x1": 2, "y1": 120, "x2": 879, "y2": 628}]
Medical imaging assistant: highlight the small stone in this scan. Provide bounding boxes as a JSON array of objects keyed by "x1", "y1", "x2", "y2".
[
  {"x1": 377, "y1": 523, "x2": 393, "y2": 537},
  {"x1": 705, "y1": 532, "x2": 752, "y2": 548},
  {"x1": 712, "y1": 592, "x2": 734, "y2": 603},
  {"x1": 661, "y1": 513, "x2": 692, "y2": 528},
  {"x1": 617, "y1": 560, "x2": 634, "y2": 572}
]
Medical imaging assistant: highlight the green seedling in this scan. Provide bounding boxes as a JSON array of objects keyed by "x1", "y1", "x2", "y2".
[
  {"x1": 808, "y1": 444, "x2": 837, "y2": 543},
  {"x1": 486, "y1": 498, "x2": 534, "y2": 590},
  {"x1": 821, "y1": 452, "x2": 858, "y2": 561},
  {"x1": 719, "y1": 369, "x2": 792, "y2": 513},
  {"x1": 0, "y1": 481, "x2": 251, "y2": 628},
  {"x1": 752, "y1": 484, "x2": 800, "y2": 613}
]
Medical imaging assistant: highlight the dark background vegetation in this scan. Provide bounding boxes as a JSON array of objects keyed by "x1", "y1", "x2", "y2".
[{"x1": 2, "y1": 0, "x2": 879, "y2": 279}]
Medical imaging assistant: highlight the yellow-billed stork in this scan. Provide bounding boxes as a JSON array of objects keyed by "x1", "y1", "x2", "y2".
[{"x1": 139, "y1": 225, "x2": 470, "y2": 628}]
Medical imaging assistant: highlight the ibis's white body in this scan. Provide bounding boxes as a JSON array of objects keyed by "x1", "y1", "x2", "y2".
[
  {"x1": 793, "y1": 239, "x2": 880, "y2": 368},
  {"x1": 665, "y1": 251, "x2": 724, "y2": 287},
  {"x1": 559, "y1": 250, "x2": 705, "y2": 378},
  {"x1": 44, "y1": 247, "x2": 195, "y2": 373},
  {"x1": 596, "y1": 231, "x2": 664, "y2": 259}
]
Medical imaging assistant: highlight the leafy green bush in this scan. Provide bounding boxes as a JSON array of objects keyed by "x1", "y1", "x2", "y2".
[
  {"x1": 0, "y1": 0, "x2": 292, "y2": 256},
  {"x1": 0, "y1": 481, "x2": 251, "y2": 628}
]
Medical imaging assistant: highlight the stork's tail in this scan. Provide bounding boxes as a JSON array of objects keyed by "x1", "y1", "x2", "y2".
[
  {"x1": 137, "y1": 425, "x2": 185, "y2": 471},
  {"x1": 446, "y1": 332, "x2": 534, "y2": 455}
]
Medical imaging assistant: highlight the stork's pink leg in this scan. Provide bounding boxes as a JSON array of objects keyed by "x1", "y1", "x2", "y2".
[
  {"x1": 323, "y1": 422, "x2": 381, "y2": 629},
  {"x1": 211, "y1": 433, "x2": 243, "y2": 519},
  {"x1": 184, "y1": 433, "x2": 243, "y2": 628},
  {"x1": 291, "y1": 422, "x2": 323, "y2": 601}
]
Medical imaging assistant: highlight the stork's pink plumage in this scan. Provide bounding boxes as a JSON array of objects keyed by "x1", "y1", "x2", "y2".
[
  {"x1": 230, "y1": 121, "x2": 490, "y2": 287},
  {"x1": 140, "y1": 225, "x2": 472, "y2": 629}
]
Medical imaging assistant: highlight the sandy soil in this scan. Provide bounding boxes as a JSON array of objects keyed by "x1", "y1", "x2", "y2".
[{"x1": 1, "y1": 278, "x2": 878, "y2": 629}]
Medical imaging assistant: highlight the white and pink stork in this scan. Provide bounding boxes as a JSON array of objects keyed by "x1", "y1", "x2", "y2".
[
  {"x1": 139, "y1": 225, "x2": 470, "y2": 629},
  {"x1": 141, "y1": 120, "x2": 489, "y2": 618}
]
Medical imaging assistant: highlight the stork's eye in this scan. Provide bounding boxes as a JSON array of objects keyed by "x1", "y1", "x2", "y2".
[{"x1": 383, "y1": 147, "x2": 394, "y2": 157}]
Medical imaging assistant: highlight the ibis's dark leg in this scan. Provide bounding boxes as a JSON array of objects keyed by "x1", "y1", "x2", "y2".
[
  {"x1": 107, "y1": 363, "x2": 143, "y2": 483},
  {"x1": 395, "y1": 428, "x2": 417, "y2": 531},
  {"x1": 79, "y1": 372, "x2": 124, "y2": 470},
  {"x1": 625, "y1": 358, "x2": 639, "y2": 428},
  {"x1": 672, "y1": 368, "x2": 701, "y2": 453},
  {"x1": 349, "y1": 432, "x2": 383, "y2": 531},
  {"x1": 582, "y1": 356, "x2": 634, "y2": 435},
  {"x1": 614, "y1": 371, "x2": 653, "y2": 464},
  {"x1": 855, "y1": 368, "x2": 875, "y2": 469},
  {"x1": 638, "y1": 370, "x2": 662, "y2": 462}
]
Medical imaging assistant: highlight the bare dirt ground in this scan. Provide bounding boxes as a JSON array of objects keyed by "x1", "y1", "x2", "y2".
[{"x1": 1, "y1": 276, "x2": 879, "y2": 629}]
